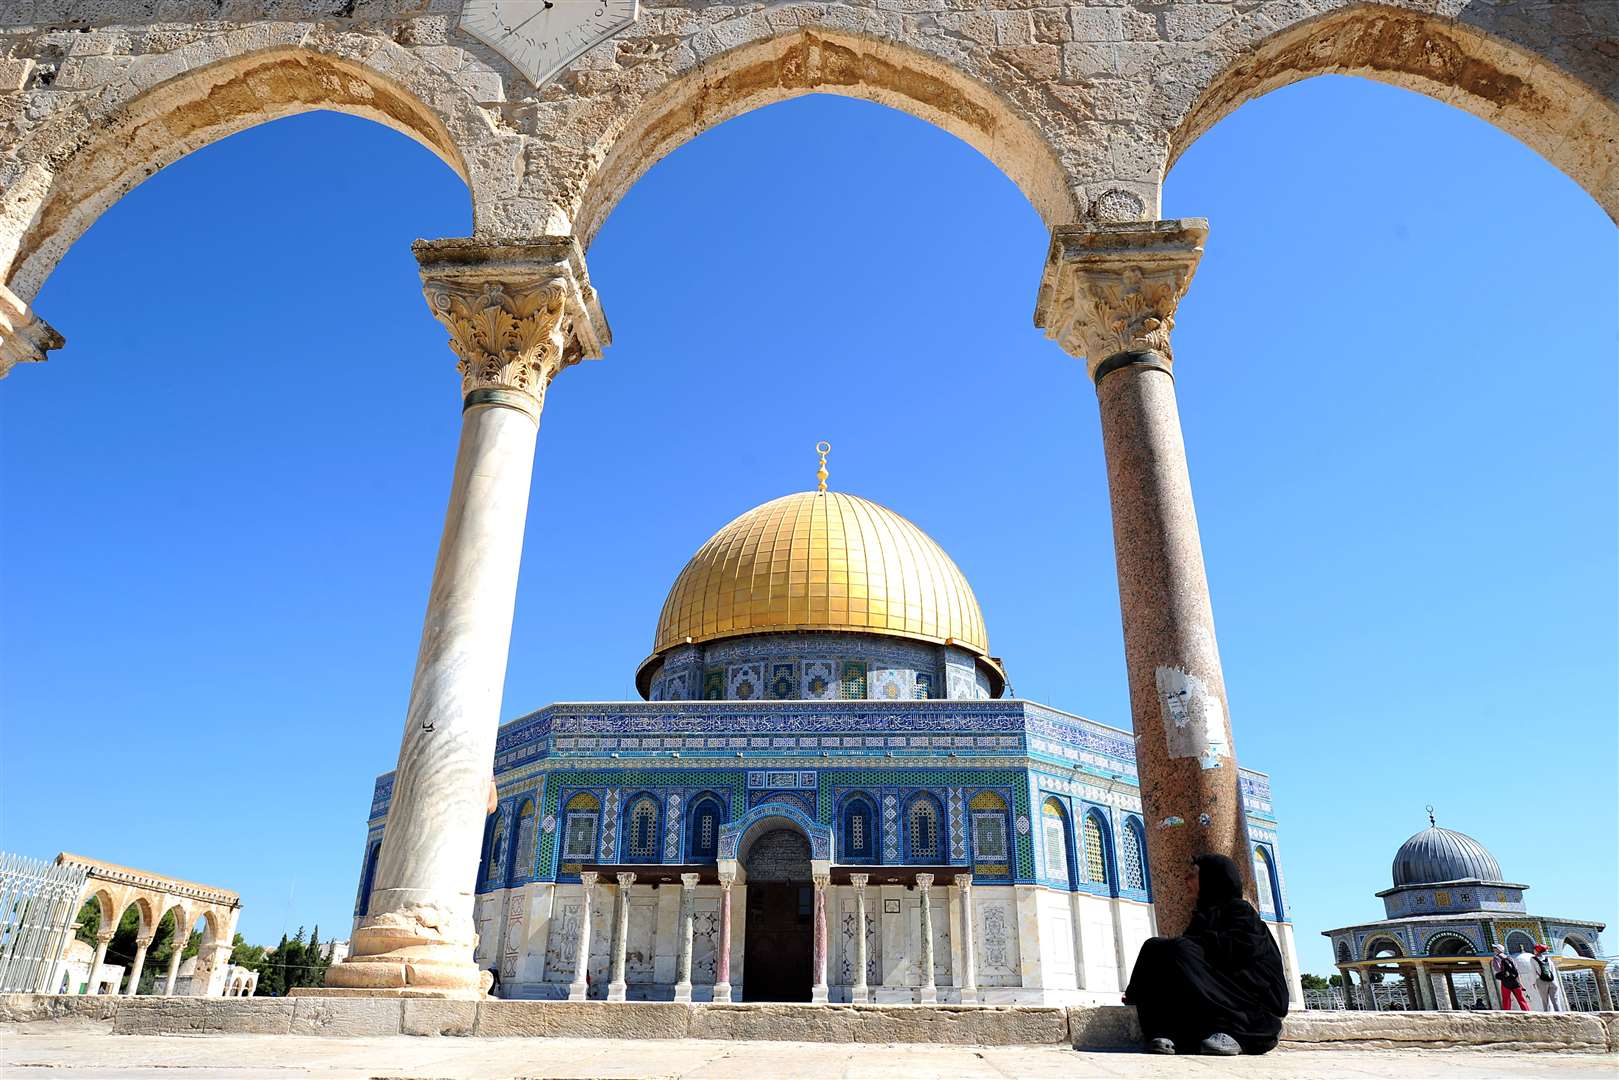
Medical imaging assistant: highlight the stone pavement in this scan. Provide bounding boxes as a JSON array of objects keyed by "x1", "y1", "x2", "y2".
[{"x1": 2, "y1": 1035, "x2": 1615, "y2": 1080}]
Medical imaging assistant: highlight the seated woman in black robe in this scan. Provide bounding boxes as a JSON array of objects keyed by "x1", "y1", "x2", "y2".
[{"x1": 1122, "y1": 853, "x2": 1289, "y2": 1055}]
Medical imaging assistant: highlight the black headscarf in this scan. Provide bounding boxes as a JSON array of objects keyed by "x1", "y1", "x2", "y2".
[{"x1": 1193, "y1": 853, "x2": 1245, "y2": 909}]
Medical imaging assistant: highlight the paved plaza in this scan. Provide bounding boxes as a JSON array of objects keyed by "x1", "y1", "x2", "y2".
[{"x1": 1, "y1": 1035, "x2": 1615, "y2": 1080}]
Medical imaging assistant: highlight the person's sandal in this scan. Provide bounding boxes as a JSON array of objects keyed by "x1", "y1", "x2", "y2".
[
  {"x1": 1199, "y1": 1033, "x2": 1242, "y2": 1056},
  {"x1": 1143, "y1": 1038, "x2": 1176, "y2": 1054}
]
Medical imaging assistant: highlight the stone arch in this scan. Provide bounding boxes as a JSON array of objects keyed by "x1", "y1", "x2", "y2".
[
  {"x1": 720, "y1": 800, "x2": 832, "y2": 864},
  {"x1": 1424, "y1": 930, "x2": 1476, "y2": 956},
  {"x1": 569, "y1": 27, "x2": 1086, "y2": 246},
  {"x1": 2, "y1": 38, "x2": 491, "y2": 304},
  {"x1": 1364, "y1": 934, "x2": 1404, "y2": 960},
  {"x1": 1164, "y1": 3, "x2": 1619, "y2": 220},
  {"x1": 119, "y1": 895, "x2": 158, "y2": 938},
  {"x1": 1562, "y1": 933, "x2": 1596, "y2": 959},
  {"x1": 85, "y1": 888, "x2": 118, "y2": 931}
]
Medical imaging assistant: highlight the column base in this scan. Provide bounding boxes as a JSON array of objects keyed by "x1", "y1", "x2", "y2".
[
  {"x1": 672, "y1": 983, "x2": 693, "y2": 1004},
  {"x1": 568, "y1": 981, "x2": 589, "y2": 1002},
  {"x1": 919, "y1": 986, "x2": 938, "y2": 1005},
  {"x1": 849, "y1": 985, "x2": 870, "y2": 1004},
  {"x1": 711, "y1": 982, "x2": 732, "y2": 1004},
  {"x1": 959, "y1": 987, "x2": 979, "y2": 1005},
  {"x1": 606, "y1": 980, "x2": 627, "y2": 1003},
  {"x1": 810, "y1": 985, "x2": 829, "y2": 1004},
  {"x1": 326, "y1": 913, "x2": 483, "y2": 998}
]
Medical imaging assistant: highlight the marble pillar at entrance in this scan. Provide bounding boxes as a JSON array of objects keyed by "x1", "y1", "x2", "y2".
[
  {"x1": 810, "y1": 872, "x2": 830, "y2": 1004},
  {"x1": 608, "y1": 872, "x2": 635, "y2": 1002},
  {"x1": 915, "y1": 874, "x2": 937, "y2": 1005},
  {"x1": 849, "y1": 874, "x2": 870, "y2": 1004},
  {"x1": 1035, "y1": 219, "x2": 1250, "y2": 935},
  {"x1": 569, "y1": 872, "x2": 600, "y2": 1001},
  {"x1": 673, "y1": 874, "x2": 698, "y2": 1003},
  {"x1": 713, "y1": 872, "x2": 736, "y2": 1004},
  {"x1": 125, "y1": 935, "x2": 153, "y2": 996},
  {"x1": 326, "y1": 238, "x2": 605, "y2": 998},
  {"x1": 953, "y1": 874, "x2": 977, "y2": 1005}
]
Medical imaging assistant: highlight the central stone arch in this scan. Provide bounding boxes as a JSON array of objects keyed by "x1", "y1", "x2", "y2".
[{"x1": 719, "y1": 801, "x2": 832, "y2": 865}]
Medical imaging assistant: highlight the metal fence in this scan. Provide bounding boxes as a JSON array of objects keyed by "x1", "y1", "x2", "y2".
[
  {"x1": 0, "y1": 852, "x2": 88, "y2": 993},
  {"x1": 1303, "y1": 969, "x2": 1617, "y2": 1013}
]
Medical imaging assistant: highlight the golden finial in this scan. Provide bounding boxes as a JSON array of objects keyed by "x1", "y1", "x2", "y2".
[{"x1": 815, "y1": 441, "x2": 832, "y2": 493}]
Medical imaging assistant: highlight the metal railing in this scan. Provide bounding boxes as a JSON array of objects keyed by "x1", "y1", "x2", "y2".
[
  {"x1": 0, "y1": 852, "x2": 88, "y2": 993},
  {"x1": 1303, "y1": 968, "x2": 1616, "y2": 1012}
]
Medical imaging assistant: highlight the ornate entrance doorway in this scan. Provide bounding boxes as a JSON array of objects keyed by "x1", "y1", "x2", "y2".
[{"x1": 741, "y1": 828, "x2": 812, "y2": 1002}]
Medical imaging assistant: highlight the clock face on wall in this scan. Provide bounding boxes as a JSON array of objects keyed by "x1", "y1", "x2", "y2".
[{"x1": 460, "y1": 0, "x2": 640, "y2": 88}]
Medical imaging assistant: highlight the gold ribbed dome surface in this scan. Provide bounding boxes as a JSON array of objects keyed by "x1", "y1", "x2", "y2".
[{"x1": 652, "y1": 491, "x2": 990, "y2": 658}]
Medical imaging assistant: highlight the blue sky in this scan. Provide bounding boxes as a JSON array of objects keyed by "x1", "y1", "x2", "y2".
[{"x1": 2, "y1": 74, "x2": 1613, "y2": 978}]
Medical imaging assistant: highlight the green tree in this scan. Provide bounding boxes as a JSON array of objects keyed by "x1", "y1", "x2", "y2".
[{"x1": 1300, "y1": 973, "x2": 1330, "y2": 990}]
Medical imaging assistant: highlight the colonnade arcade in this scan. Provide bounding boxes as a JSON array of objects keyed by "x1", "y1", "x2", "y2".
[
  {"x1": 2, "y1": 0, "x2": 1613, "y2": 999},
  {"x1": 62, "y1": 854, "x2": 240, "y2": 998}
]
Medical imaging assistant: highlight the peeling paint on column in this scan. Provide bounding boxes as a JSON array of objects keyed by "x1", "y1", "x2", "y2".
[{"x1": 1154, "y1": 666, "x2": 1230, "y2": 770}]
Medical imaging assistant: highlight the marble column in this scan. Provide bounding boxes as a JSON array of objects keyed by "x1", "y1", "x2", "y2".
[
  {"x1": 673, "y1": 873, "x2": 699, "y2": 1003},
  {"x1": 87, "y1": 931, "x2": 112, "y2": 995},
  {"x1": 607, "y1": 872, "x2": 635, "y2": 1002},
  {"x1": 0, "y1": 283, "x2": 63, "y2": 379},
  {"x1": 125, "y1": 935, "x2": 153, "y2": 996},
  {"x1": 1596, "y1": 966, "x2": 1614, "y2": 1011},
  {"x1": 569, "y1": 872, "x2": 599, "y2": 1001},
  {"x1": 953, "y1": 874, "x2": 977, "y2": 1005},
  {"x1": 916, "y1": 874, "x2": 937, "y2": 1005},
  {"x1": 849, "y1": 874, "x2": 869, "y2": 1004},
  {"x1": 1035, "y1": 220, "x2": 1251, "y2": 935},
  {"x1": 163, "y1": 938, "x2": 185, "y2": 996},
  {"x1": 326, "y1": 238, "x2": 605, "y2": 998},
  {"x1": 810, "y1": 872, "x2": 830, "y2": 1004},
  {"x1": 1362, "y1": 967, "x2": 1380, "y2": 1011},
  {"x1": 1478, "y1": 961, "x2": 1498, "y2": 1009},
  {"x1": 713, "y1": 872, "x2": 735, "y2": 1004}
]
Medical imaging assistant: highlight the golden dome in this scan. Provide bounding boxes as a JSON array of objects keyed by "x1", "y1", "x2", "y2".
[{"x1": 643, "y1": 490, "x2": 996, "y2": 679}]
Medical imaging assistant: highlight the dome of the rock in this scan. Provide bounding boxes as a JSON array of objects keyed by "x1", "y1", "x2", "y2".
[{"x1": 639, "y1": 490, "x2": 1000, "y2": 690}]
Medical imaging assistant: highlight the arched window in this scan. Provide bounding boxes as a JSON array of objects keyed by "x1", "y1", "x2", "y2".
[
  {"x1": 1082, "y1": 811, "x2": 1110, "y2": 887},
  {"x1": 842, "y1": 795, "x2": 877, "y2": 863},
  {"x1": 1253, "y1": 846, "x2": 1277, "y2": 917},
  {"x1": 968, "y1": 791, "x2": 1008, "y2": 871},
  {"x1": 562, "y1": 793, "x2": 600, "y2": 862},
  {"x1": 625, "y1": 796, "x2": 660, "y2": 862},
  {"x1": 1336, "y1": 941, "x2": 1352, "y2": 963},
  {"x1": 358, "y1": 840, "x2": 382, "y2": 916},
  {"x1": 1121, "y1": 818, "x2": 1147, "y2": 892},
  {"x1": 687, "y1": 796, "x2": 723, "y2": 862},
  {"x1": 485, "y1": 818, "x2": 508, "y2": 883},
  {"x1": 907, "y1": 794, "x2": 941, "y2": 862},
  {"x1": 509, "y1": 800, "x2": 536, "y2": 886},
  {"x1": 1042, "y1": 798, "x2": 1071, "y2": 886},
  {"x1": 1504, "y1": 930, "x2": 1536, "y2": 954}
]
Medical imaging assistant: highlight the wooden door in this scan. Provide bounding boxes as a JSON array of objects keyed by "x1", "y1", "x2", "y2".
[{"x1": 743, "y1": 882, "x2": 812, "y2": 1001}]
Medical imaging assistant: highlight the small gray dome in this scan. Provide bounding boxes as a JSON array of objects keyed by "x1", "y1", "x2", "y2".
[{"x1": 1392, "y1": 826, "x2": 1503, "y2": 887}]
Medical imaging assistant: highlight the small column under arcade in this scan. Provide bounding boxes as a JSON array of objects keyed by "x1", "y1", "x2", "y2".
[
  {"x1": 87, "y1": 930, "x2": 112, "y2": 994},
  {"x1": 673, "y1": 874, "x2": 698, "y2": 1003},
  {"x1": 916, "y1": 874, "x2": 937, "y2": 1005},
  {"x1": 569, "y1": 872, "x2": 599, "y2": 1001},
  {"x1": 810, "y1": 872, "x2": 830, "y2": 1004},
  {"x1": 953, "y1": 874, "x2": 977, "y2": 1005},
  {"x1": 607, "y1": 872, "x2": 635, "y2": 1002},
  {"x1": 713, "y1": 872, "x2": 735, "y2": 1004},
  {"x1": 325, "y1": 238, "x2": 605, "y2": 998},
  {"x1": 849, "y1": 874, "x2": 870, "y2": 1004},
  {"x1": 125, "y1": 935, "x2": 153, "y2": 996},
  {"x1": 1035, "y1": 219, "x2": 1252, "y2": 933},
  {"x1": 164, "y1": 939, "x2": 185, "y2": 996}
]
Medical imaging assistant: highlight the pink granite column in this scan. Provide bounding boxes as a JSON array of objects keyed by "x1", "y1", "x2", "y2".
[
  {"x1": 713, "y1": 872, "x2": 735, "y2": 1003},
  {"x1": 1035, "y1": 220, "x2": 1254, "y2": 937},
  {"x1": 810, "y1": 872, "x2": 829, "y2": 1003}
]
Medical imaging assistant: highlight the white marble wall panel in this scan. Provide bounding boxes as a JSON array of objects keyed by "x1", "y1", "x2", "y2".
[
  {"x1": 626, "y1": 892, "x2": 657, "y2": 984},
  {"x1": 1037, "y1": 890, "x2": 1076, "y2": 989},
  {"x1": 1076, "y1": 892, "x2": 1120, "y2": 992},
  {"x1": 975, "y1": 890, "x2": 1021, "y2": 987}
]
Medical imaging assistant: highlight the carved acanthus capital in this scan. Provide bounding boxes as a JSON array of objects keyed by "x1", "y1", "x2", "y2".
[
  {"x1": 1033, "y1": 219, "x2": 1207, "y2": 381},
  {"x1": 616, "y1": 872, "x2": 637, "y2": 888},
  {"x1": 679, "y1": 873, "x2": 700, "y2": 891},
  {"x1": 0, "y1": 283, "x2": 63, "y2": 379},
  {"x1": 914, "y1": 873, "x2": 934, "y2": 891},
  {"x1": 811, "y1": 872, "x2": 831, "y2": 889},
  {"x1": 578, "y1": 871, "x2": 599, "y2": 889},
  {"x1": 848, "y1": 873, "x2": 869, "y2": 892},
  {"x1": 953, "y1": 873, "x2": 973, "y2": 890},
  {"x1": 414, "y1": 237, "x2": 610, "y2": 419}
]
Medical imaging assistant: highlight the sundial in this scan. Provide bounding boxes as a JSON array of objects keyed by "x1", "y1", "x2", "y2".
[{"x1": 460, "y1": 0, "x2": 640, "y2": 88}]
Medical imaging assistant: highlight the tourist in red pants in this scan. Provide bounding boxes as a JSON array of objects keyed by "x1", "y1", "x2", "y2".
[{"x1": 1492, "y1": 945, "x2": 1530, "y2": 1010}]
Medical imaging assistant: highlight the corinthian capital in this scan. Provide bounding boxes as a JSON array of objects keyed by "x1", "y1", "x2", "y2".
[
  {"x1": 1033, "y1": 220, "x2": 1207, "y2": 381},
  {"x1": 414, "y1": 237, "x2": 610, "y2": 419},
  {"x1": 0, "y1": 283, "x2": 63, "y2": 379}
]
